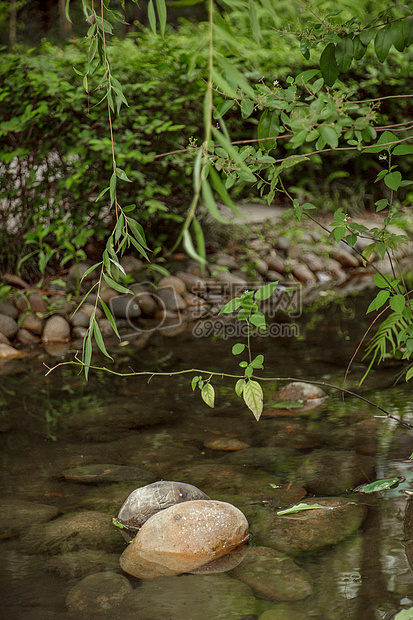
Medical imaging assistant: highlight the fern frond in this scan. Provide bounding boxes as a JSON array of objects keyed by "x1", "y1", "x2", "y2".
[{"x1": 360, "y1": 312, "x2": 409, "y2": 385}]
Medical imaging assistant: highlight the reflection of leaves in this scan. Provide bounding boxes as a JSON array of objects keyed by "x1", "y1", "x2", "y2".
[
  {"x1": 353, "y1": 477, "x2": 404, "y2": 493},
  {"x1": 277, "y1": 503, "x2": 331, "y2": 516}
]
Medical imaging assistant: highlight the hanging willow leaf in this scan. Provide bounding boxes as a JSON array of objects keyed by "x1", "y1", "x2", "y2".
[
  {"x1": 156, "y1": 0, "x2": 167, "y2": 36},
  {"x1": 320, "y1": 43, "x2": 339, "y2": 87},
  {"x1": 147, "y1": 0, "x2": 156, "y2": 34},
  {"x1": 182, "y1": 230, "x2": 207, "y2": 266}
]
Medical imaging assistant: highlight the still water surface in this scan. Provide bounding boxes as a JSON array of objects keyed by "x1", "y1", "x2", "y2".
[{"x1": 1, "y1": 294, "x2": 413, "y2": 619}]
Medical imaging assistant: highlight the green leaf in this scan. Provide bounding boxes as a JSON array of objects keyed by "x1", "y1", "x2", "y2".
[
  {"x1": 250, "y1": 312, "x2": 266, "y2": 329},
  {"x1": 192, "y1": 218, "x2": 206, "y2": 265},
  {"x1": 212, "y1": 127, "x2": 256, "y2": 182},
  {"x1": 249, "y1": 354, "x2": 264, "y2": 369},
  {"x1": 115, "y1": 167, "x2": 131, "y2": 182},
  {"x1": 374, "y1": 24, "x2": 393, "y2": 62},
  {"x1": 241, "y1": 98, "x2": 254, "y2": 118},
  {"x1": 243, "y1": 379, "x2": 263, "y2": 421},
  {"x1": 208, "y1": 167, "x2": 239, "y2": 214},
  {"x1": 182, "y1": 230, "x2": 207, "y2": 266},
  {"x1": 384, "y1": 171, "x2": 402, "y2": 191},
  {"x1": 109, "y1": 172, "x2": 117, "y2": 207},
  {"x1": 353, "y1": 477, "x2": 403, "y2": 493},
  {"x1": 257, "y1": 110, "x2": 279, "y2": 150},
  {"x1": 390, "y1": 19, "x2": 406, "y2": 52},
  {"x1": 156, "y1": 0, "x2": 167, "y2": 36},
  {"x1": 103, "y1": 274, "x2": 132, "y2": 295},
  {"x1": 201, "y1": 383, "x2": 215, "y2": 408},
  {"x1": 367, "y1": 289, "x2": 390, "y2": 313},
  {"x1": 147, "y1": 0, "x2": 156, "y2": 34},
  {"x1": 352, "y1": 35, "x2": 367, "y2": 60},
  {"x1": 393, "y1": 144, "x2": 413, "y2": 156},
  {"x1": 374, "y1": 273, "x2": 391, "y2": 288},
  {"x1": 277, "y1": 503, "x2": 330, "y2": 516},
  {"x1": 320, "y1": 43, "x2": 339, "y2": 87},
  {"x1": 249, "y1": 0, "x2": 261, "y2": 43},
  {"x1": 83, "y1": 332, "x2": 92, "y2": 380},
  {"x1": 202, "y1": 179, "x2": 233, "y2": 223},
  {"x1": 402, "y1": 15, "x2": 413, "y2": 47},
  {"x1": 93, "y1": 320, "x2": 113, "y2": 361},
  {"x1": 232, "y1": 343, "x2": 246, "y2": 355},
  {"x1": 214, "y1": 100, "x2": 235, "y2": 119},
  {"x1": 407, "y1": 366, "x2": 413, "y2": 382},
  {"x1": 389, "y1": 294, "x2": 405, "y2": 313},
  {"x1": 318, "y1": 125, "x2": 338, "y2": 149},
  {"x1": 100, "y1": 299, "x2": 120, "y2": 339},
  {"x1": 335, "y1": 36, "x2": 354, "y2": 72},
  {"x1": 191, "y1": 375, "x2": 201, "y2": 390},
  {"x1": 215, "y1": 54, "x2": 255, "y2": 99},
  {"x1": 254, "y1": 282, "x2": 279, "y2": 301},
  {"x1": 375, "y1": 198, "x2": 389, "y2": 212},
  {"x1": 219, "y1": 297, "x2": 242, "y2": 314},
  {"x1": 235, "y1": 378, "x2": 246, "y2": 396}
]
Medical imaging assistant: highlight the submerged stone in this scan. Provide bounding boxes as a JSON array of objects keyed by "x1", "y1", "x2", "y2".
[
  {"x1": 62, "y1": 463, "x2": 154, "y2": 485},
  {"x1": 120, "y1": 573, "x2": 256, "y2": 619},
  {"x1": 0, "y1": 498, "x2": 59, "y2": 539},
  {"x1": 230, "y1": 546, "x2": 313, "y2": 602},
  {"x1": 66, "y1": 571, "x2": 132, "y2": 614},
  {"x1": 251, "y1": 497, "x2": 366, "y2": 554},
  {"x1": 46, "y1": 549, "x2": 121, "y2": 579},
  {"x1": 21, "y1": 511, "x2": 122, "y2": 555}
]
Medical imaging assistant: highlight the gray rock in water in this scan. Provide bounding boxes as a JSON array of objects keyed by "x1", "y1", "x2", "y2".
[{"x1": 114, "y1": 480, "x2": 211, "y2": 541}]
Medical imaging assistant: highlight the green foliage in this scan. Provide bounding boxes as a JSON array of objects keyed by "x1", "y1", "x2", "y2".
[
  {"x1": 353, "y1": 477, "x2": 404, "y2": 493},
  {"x1": 0, "y1": 32, "x2": 204, "y2": 275}
]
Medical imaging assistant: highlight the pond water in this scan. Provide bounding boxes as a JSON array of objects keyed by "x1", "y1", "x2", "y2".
[{"x1": 1, "y1": 292, "x2": 413, "y2": 620}]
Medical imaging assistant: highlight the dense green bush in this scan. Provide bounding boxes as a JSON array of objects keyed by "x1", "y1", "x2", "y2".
[
  {"x1": 0, "y1": 31, "x2": 205, "y2": 275},
  {"x1": 0, "y1": 6, "x2": 412, "y2": 277}
]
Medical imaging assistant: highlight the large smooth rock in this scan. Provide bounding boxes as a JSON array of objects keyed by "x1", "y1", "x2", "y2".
[
  {"x1": 158, "y1": 275, "x2": 186, "y2": 295},
  {"x1": 121, "y1": 573, "x2": 256, "y2": 619},
  {"x1": 66, "y1": 571, "x2": 132, "y2": 614},
  {"x1": 21, "y1": 313, "x2": 43, "y2": 334},
  {"x1": 0, "y1": 498, "x2": 59, "y2": 539},
  {"x1": 230, "y1": 546, "x2": 312, "y2": 602},
  {"x1": 21, "y1": 511, "x2": 122, "y2": 555},
  {"x1": 115, "y1": 481, "x2": 211, "y2": 539},
  {"x1": 156, "y1": 286, "x2": 186, "y2": 311},
  {"x1": 42, "y1": 315, "x2": 71, "y2": 342},
  {"x1": 251, "y1": 497, "x2": 366, "y2": 554},
  {"x1": 0, "y1": 300, "x2": 18, "y2": 319},
  {"x1": 120, "y1": 500, "x2": 249, "y2": 578}
]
